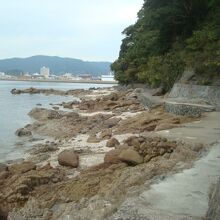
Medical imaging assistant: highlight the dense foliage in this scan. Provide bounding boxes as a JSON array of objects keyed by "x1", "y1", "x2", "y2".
[{"x1": 112, "y1": 0, "x2": 220, "y2": 90}]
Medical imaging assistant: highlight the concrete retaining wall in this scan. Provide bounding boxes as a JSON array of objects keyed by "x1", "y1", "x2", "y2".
[{"x1": 169, "y1": 84, "x2": 220, "y2": 105}]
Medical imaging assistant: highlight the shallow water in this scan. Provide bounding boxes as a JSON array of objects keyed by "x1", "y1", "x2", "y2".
[{"x1": 0, "y1": 80, "x2": 113, "y2": 162}]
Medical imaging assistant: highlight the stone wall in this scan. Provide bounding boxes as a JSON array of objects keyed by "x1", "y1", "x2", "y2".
[
  {"x1": 165, "y1": 102, "x2": 215, "y2": 117},
  {"x1": 169, "y1": 83, "x2": 220, "y2": 106}
]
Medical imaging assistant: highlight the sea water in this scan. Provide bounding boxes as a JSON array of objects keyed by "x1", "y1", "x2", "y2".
[{"x1": 0, "y1": 80, "x2": 113, "y2": 162}]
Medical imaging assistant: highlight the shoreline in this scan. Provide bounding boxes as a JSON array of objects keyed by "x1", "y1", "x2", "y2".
[
  {"x1": 0, "y1": 78, "x2": 118, "y2": 85},
  {"x1": 1, "y1": 86, "x2": 220, "y2": 219}
]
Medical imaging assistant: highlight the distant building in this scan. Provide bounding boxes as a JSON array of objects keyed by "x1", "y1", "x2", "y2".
[
  {"x1": 63, "y1": 73, "x2": 72, "y2": 79},
  {"x1": 0, "y1": 72, "x2": 5, "y2": 77},
  {"x1": 92, "y1": 76, "x2": 101, "y2": 81},
  {"x1": 33, "y1": 73, "x2": 40, "y2": 76},
  {"x1": 40, "y1": 66, "x2": 50, "y2": 78},
  {"x1": 78, "y1": 74, "x2": 92, "y2": 80},
  {"x1": 101, "y1": 72, "x2": 116, "y2": 82},
  {"x1": 24, "y1": 73, "x2": 31, "y2": 77}
]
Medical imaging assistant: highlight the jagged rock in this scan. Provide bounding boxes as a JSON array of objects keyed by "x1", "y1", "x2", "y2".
[
  {"x1": 29, "y1": 143, "x2": 59, "y2": 155},
  {"x1": 11, "y1": 87, "x2": 92, "y2": 97},
  {"x1": 79, "y1": 100, "x2": 95, "y2": 110},
  {"x1": 125, "y1": 136, "x2": 141, "y2": 148},
  {"x1": 119, "y1": 149, "x2": 144, "y2": 165},
  {"x1": 104, "y1": 118, "x2": 121, "y2": 128},
  {"x1": 106, "y1": 138, "x2": 120, "y2": 148},
  {"x1": 125, "y1": 136, "x2": 177, "y2": 163},
  {"x1": 0, "y1": 165, "x2": 66, "y2": 213},
  {"x1": 15, "y1": 128, "x2": 32, "y2": 137},
  {"x1": 11, "y1": 88, "x2": 21, "y2": 94},
  {"x1": 52, "y1": 106, "x2": 59, "y2": 110},
  {"x1": 62, "y1": 100, "x2": 80, "y2": 109},
  {"x1": 100, "y1": 129, "x2": 112, "y2": 140},
  {"x1": 47, "y1": 110, "x2": 62, "y2": 119},
  {"x1": 28, "y1": 108, "x2": 62, "y2": 121},
  {"x1": 8, "y1": 161, "x2": 36, "y2": 174},
  {"x1": 58, "y1": 150, "x2": 79, "y2": 167}
]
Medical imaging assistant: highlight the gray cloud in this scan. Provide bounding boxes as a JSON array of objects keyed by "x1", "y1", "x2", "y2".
[{"x1": 0, "y1": 0, "x2": 143, "y2": 61}]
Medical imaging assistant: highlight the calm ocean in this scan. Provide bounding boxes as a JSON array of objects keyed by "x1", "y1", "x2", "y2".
[{"x1": 0, "y1": 80, "x2": 113, "y2": 162}]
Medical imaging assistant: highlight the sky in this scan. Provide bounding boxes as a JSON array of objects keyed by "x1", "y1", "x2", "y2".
[{"x1": 0, "y1": 0, "x2": 143, "y2": 62}]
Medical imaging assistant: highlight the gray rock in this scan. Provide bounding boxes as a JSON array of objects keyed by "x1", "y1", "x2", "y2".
[{"x1": 15, "y1": 128, "x2": 32, "y2": 137}]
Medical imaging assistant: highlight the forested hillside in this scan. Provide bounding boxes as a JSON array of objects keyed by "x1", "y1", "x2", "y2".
[
  {"x1": 112, "y1": 0, "x2": 220, "y2": 90},
  {"x1": 0, "y1": 56, "x2": 111, "y2": 76}
]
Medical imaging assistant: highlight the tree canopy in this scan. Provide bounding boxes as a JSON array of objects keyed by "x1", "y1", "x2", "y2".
[{"x1": 112, "y1": 0, "x2": 220, "y2": 90}]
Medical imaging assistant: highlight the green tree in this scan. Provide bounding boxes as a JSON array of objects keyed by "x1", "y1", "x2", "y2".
[{"x1": 112, "y1": 0, "x2": 219, "y2": 89}]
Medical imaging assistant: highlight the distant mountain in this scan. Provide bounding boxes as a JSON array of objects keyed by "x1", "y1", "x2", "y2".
[{"x1": 0, "y1": 55, "x2": 111, "y2": 76}]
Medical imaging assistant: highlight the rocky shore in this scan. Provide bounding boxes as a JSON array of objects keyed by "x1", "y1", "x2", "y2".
[{"x1": 0, "y1": 86, "x2": 217, "y2": 219}]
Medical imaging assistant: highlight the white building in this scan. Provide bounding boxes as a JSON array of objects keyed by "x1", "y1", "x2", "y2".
[
  {"x1": 63, "y1": 73, "x2": 72, "y2": 79},
  {"x1": 101, "y1": 72, "x2": 116, "y2": 82},
  {"x1": 40, "y1": 66, "x2": 50, "y2": 78},
  {"x1": 0, "y1": 72, "x2": 5, "y2": 77}
]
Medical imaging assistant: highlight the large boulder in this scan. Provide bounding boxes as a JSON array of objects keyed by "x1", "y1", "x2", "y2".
[
  {"x1": 106, "y1": 138, "x2": 120, "y2": 148},
  {"x1": 104, "y1": 149, "x2": 122, "y2": 164},
  {"x1": 8, "y1": 161, "x2": 36, "y2": 174},
  {"x1": 15, "y1": 128, "x2": 32, "y2": 137},
  {"x1": 58, "y1": 150, "x2": 79, "y2": 168},
  {"x1": 104, "y1": 144, "x2": 130, "y2": 164},
  {"x1": 119, "y1": 149, "x2": 143, "y2": 165}
]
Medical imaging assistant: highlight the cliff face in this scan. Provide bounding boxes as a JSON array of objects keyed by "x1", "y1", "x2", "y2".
[{"x1": 112, "y1": 0, "x2": 220, "y2": 90}]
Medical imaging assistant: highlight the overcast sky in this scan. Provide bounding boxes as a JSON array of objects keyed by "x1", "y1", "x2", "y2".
[{"x1": 0, "y1": 0, "x2": 143, "y2": 61}]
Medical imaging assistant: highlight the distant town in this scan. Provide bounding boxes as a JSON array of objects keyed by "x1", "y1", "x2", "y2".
[{"x1": 0, "y1": 66, "x2": 117, "y2": 83}]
